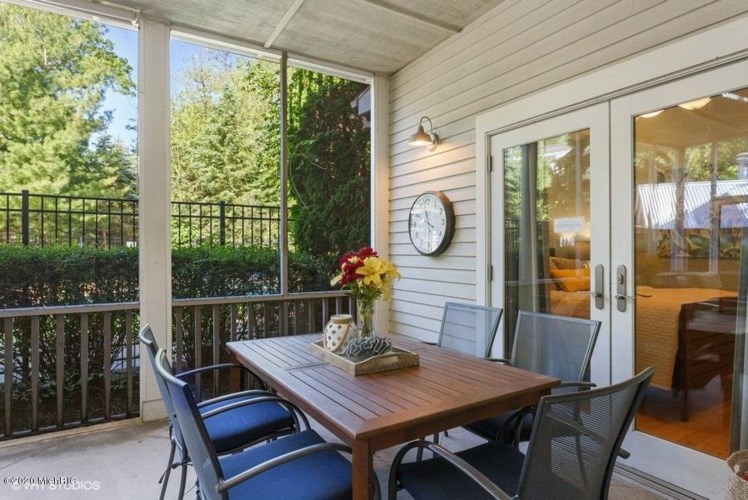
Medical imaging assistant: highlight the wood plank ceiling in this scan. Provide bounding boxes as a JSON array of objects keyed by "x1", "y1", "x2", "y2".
[{"x1": 109, "y1": 0, "x2": 504, "y2": 74}]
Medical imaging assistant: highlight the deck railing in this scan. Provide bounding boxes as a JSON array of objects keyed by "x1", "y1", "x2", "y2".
[{"x1": 0, "y1": 291, "x2": 354, "y2": 440}]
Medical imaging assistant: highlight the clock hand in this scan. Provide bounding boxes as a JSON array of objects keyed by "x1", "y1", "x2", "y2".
[{"x1": 424, "y1": 209, "x2": 434, "y2": 228}]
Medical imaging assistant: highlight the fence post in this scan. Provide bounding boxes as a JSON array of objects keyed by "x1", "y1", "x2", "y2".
[
  {"x1": 219, "y1": 201, "x2": 226, "y2": 246},
  {"x1": 21, "y1": 190, "x2": 29, "y2": 246}
]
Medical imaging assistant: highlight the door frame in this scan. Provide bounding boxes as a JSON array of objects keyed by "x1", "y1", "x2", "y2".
[
  {"x1": 488, "y1": 104, "x2": 610, "y2": 387},
  {"x1": 609, "y1": 57, "x2": 748, "y2": 497}
]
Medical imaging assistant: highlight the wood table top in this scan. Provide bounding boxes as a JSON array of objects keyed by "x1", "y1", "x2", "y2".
[{"x1": 228, "y1": 334, "x2": 559, "y2": 451}]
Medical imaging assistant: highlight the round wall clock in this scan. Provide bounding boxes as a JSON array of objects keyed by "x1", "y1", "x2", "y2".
[{"x1": 408, "y1": 191, "x2": 455, "y2": 256}]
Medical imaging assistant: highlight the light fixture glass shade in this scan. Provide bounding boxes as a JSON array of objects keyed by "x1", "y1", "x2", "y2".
[
  {"x1": 639, "y1": 109, "x2": 663, "y2": 118},
  {"x1": 408, "y1": 116, "x2": 439, "y2": 151},
  {"x1": 678, "y1": 97, "x2": 711, "y2": 111},
  {"x1": 408, "y1": 126, "x2": 433, "y2": 147}
]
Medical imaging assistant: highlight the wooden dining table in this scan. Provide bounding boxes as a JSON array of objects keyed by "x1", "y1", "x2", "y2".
[{"x1": 227, "y1": 334, "x2": 559, "y2": 500}]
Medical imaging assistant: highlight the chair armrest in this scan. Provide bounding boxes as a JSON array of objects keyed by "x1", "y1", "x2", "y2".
[
  {"x1": 200, "y1": 395, "x2": 310, "y2": 431},
  {"x1": 556, "y1": 381, "x2": 596, "y2": 390},
  {"x1": 197, "y1": 389, "x2": 275, "y2": 408},
  {"x1": 500, "y1": 406, "x2": 534, "y2": 446},
  {"x1": 176, "y1": 363, "x2": 246, "y2": 378},
  {"x1": 176, "y1": 363, "x2": 267, "y2": 389},
  {"x1": 218, "y1": 442, "x2": 353, "y2": 493},
  {"x1": 389, "y1": 441, "x2": 513, "y2": 500},
  {"x1": 486, "y1": 358, "x2": 511, "y2": 365}
]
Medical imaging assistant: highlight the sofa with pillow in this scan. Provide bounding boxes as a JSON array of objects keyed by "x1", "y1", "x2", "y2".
[{"x1": 547, "y1": 257, "x2": 591, "y2": 318}]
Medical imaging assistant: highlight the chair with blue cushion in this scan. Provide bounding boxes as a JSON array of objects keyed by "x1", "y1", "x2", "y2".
[
  {"x1": 466, "y1": 310, "x2": 600, "y2": 446},
  {"x1": 139, "y1": 326, "x2": 306, "y2": 499},
  {"x1": 153, "y1": 348, "x2": 380, "y2": 500},
  {"x1": 388, "y1": 367, "x2": 654, "y2": 500}
]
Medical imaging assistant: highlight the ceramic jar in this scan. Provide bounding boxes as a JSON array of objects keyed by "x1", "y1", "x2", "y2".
[{"x1": 324, "y1": 314, "x2": 356, "y2": 353}]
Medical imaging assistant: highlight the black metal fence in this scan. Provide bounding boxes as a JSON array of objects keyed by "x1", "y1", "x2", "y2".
[
  {"x1": 172, "y1": 200, "x2": 281, "y2": 249},
  {"x1": 0, "y1": 191, "x2": 282, "y2": 249}
]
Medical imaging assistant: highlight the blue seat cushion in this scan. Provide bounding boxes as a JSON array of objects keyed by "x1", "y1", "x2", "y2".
[
  {"x1": 220, "y1": 429, "x2": 352, "y2": 500},
  {"x1": 200, "y1": 393, "x2": 296, "y2": 454},
  {"x1": 396, "y1": 441, "x2": 525, "y2": 500}
]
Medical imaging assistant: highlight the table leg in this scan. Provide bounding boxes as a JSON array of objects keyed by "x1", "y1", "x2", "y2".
[{"x1": 352, "y1": 439, "x2": 373, "y2": 500}]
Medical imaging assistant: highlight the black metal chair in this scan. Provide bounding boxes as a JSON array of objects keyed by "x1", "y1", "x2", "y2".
[
  {"x1": 420, "y1": 302, "x2": 502, "y2": 456},
  {"x1": 435, "y1": 302, "x2": 503, "y2": 358},
  {"x1": 139, "y1": 326, "x2": 306, "y2": 499},
  {"x1": 389, "y1": 367, "x2": 654, "y2": 500},
  {"x1": 466, "y1": 310, "x2": 600, "y2": 445},
  {"x1": 152, "y1": 348, "x2": 376, "y2": 500}
]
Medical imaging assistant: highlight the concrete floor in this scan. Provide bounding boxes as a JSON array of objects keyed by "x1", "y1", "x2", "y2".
[{"x1": 0, "y1": 419, "x2": 670, "y2": 499}]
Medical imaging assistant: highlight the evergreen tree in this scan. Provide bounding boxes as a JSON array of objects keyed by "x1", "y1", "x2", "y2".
[
  {"x1": 287, "y1": 71, "x2": 370, "y2": 255},
  {"x1": 169, "y1": 51, "x2": 371, "y2": 255},
  {"x1": 0, "y1": 4, "x2": 136, "y2": 196}
]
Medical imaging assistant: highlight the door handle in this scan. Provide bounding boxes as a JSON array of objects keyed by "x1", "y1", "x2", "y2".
[
  {"x1": 615, "y1": 265, "x2": 649, "y2": 311},
  {"x1": 616, "y1": 265, "x2": 627, "y2": 312},
  {"x1": 593, "y1": 264, "x2": 604, "y2": 310},
  {"x1": 615, "y1": 293, "x2": 653, "y2": 301}
]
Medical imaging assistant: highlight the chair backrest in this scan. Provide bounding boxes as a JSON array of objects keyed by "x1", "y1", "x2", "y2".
[
  {"x1": 510, "y1": 311, "x2": 600, "y2": 383},
  {"x1": 138, "y1": 326, "x2": 188, "y2": 459},
  {"x1": 438, "y1": 302, "x2": 503, "y2": 358},
  {"x1": 154, "y1": 348, "x2": 226, "y2": 500},
  {"x1": 517, "y1": 367, "x2": 654, "y2": 499}
]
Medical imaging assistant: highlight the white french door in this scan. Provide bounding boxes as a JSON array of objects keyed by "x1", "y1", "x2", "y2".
[
  {"x1": 488, "y1": 60, "x2": 748, "y2": 498},
  {"x1": 489, "y1": 103, "x2": 611, "y2": 387},
  {"x1": 611, "y1": 59, "x2": 748, "y2": 498}
]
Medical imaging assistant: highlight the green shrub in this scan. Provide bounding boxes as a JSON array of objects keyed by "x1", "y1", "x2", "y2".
[{"x1": 0, "y1": 245, "x2": 336, "y2": 308}]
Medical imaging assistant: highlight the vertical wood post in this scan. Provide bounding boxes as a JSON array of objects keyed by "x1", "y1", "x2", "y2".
[
  {"x1": 370, "y1": 75, "x2": 390, "y2": 333},
  {"x1": 138, "y1": 18, "x2": 172, "y2": 421}
]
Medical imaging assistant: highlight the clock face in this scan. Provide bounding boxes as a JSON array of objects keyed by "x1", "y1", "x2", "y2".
[{"x1": 408, "y1": 191, "x2": 455, "y2": 256}]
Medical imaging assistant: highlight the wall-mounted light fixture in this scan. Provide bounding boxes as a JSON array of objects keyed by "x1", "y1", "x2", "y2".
[{"x1": 408, "y1": 116, "x2": 439, "y2": 151}]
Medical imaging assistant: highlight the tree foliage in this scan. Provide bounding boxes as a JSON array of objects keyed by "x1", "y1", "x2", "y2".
[
  {"x1": 288, "y1": 71, "x2": 370, "y2": 255},
  {"x1": 170, "y1": 51, "x2": 371, "y2": 257},
  {"x1": 0, "y1": 4, "x2": 136, "y2": 196},
  {"x1": 171, "y1": 54, "x2": 281, "y2": 204}
]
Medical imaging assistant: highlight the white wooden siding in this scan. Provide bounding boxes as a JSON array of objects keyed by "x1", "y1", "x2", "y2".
[{"x1": 386, "y1": 0, "x2": 748, "y2": 341}]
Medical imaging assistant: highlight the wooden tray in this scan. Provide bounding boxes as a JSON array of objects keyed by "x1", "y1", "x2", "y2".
[{"x1": 310, "y1": 340, "x2": 419, "y2": 376}]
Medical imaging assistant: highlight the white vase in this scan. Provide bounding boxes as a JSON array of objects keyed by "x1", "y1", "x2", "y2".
[{"x1": 324, "y1": 314, "x2": 356, "y2": 353}]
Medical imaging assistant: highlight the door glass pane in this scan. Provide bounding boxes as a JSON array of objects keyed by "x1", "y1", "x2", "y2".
[
  {"x1": 633, "y1": 87, "x2": 748, "y2": 458},
  {"x1": 503, "y1": 129, "x2": 591, "y2": 349}
]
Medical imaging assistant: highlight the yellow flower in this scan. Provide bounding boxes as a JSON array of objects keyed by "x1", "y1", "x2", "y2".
[{"x1": 355, "y1": 257, "x2": 386, "y2": 288}]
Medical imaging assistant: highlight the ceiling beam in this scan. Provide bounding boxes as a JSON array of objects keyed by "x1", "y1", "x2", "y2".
[
  {"x1": 7, "y1": 0, "x2": 139, "y2": 26},
  {"x1": 361, "y1": 0, "x2": 461, "y2": 33},
  {"x1": 264, "y1": 0, "x2": 305, "y2": 48}
]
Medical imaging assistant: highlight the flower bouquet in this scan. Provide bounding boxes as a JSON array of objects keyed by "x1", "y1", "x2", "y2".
[{"x1": 331, "y1": 247, "x2": 400, "y2": 356}]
